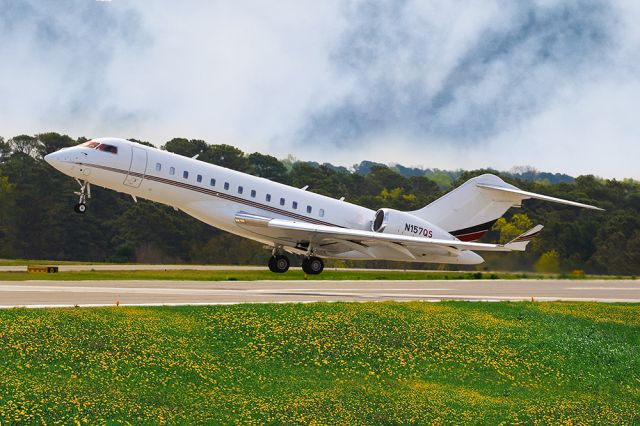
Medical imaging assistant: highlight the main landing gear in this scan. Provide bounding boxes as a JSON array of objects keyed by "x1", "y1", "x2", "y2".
[
  {"x1": 74, "y1": 179, "x2": 90, "y2": 214},
  {"x1": 302, "y1": 256, "x2": 324, "y2": 275},
  {"x1": 268, "y1": 254, "x2": 290, "y2": 273},
  {"x1": 267, "y1": 253, "x2": 325, "y2": 275}
]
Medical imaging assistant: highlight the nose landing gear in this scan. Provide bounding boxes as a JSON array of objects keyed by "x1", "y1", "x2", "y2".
[{"x1": 74, "y1": 179, "x2": 91, "y2": 214}]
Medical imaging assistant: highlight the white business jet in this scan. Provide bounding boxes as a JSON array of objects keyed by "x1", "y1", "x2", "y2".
[{"x1": 44, "y1": 138, "x2": 602, "y2": 274}]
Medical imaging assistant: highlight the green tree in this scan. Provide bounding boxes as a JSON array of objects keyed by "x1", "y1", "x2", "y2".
[
  {"x1": 492, "y1": 213, "x2": 534, "y2": 243},
  {"x1": 128, "y1": 138, "x2": 155, "y2": 148},
  {"x1": 247, "y1": 152, "x2": 289, "y2": 183},
  {"x1": 201, "y1": 144, "x2": 251, "y2": 172},
  {"x1": 0, "y1": 137, "x2": 10, "y2": 162},
  {"x1": 162, "y1": 138, "x2": 207, "y2": 158},
  {"x1": 535, "y1": 250, "x2": 561, "y2": 273},
  {"x1": 37, "y1": 132, "x2": 76, "y2": 156},
  {"x1": 0, "y1": 176, "x2": 15, "y2": 256},
  {"x1": 8, "y1": 135, "x2": 39, "y2": 158}
]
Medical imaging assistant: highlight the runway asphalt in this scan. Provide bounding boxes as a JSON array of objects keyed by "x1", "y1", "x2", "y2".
[
  {"x1": 0, "y1": 279, "x2": 638, "y2": 308},
  {"x1": 0, "y1": 264, "x2": 432, "y2": 273}
]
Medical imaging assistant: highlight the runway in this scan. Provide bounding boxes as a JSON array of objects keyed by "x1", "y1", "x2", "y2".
[{"x1": 0, "y1": 279, "x2": 638, "y2": 308}]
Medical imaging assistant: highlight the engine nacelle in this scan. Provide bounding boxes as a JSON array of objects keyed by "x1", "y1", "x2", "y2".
[{"x1": 371, "y1": 208, "x2": 452, "y2": 240}]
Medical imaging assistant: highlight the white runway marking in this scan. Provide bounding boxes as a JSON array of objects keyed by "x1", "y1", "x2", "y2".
[
  {"x1": 0, "y1": 279, "x2": 638, "y2": 308},
  {"x1": 568, "y1": 287, "x2": 640, "y2": 290}
]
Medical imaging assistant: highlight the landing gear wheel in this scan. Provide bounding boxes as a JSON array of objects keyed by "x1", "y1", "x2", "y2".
[
  {"x1": 302, "y1": 256, "x2": 324, "y2": 275},
  {"x1": 73, "y1": 179, "x2": 91, "y2": 214},
  {"x1": 74, "y1": 203, "x2": 87, "y2": 214},
  {"x1": 268, "y1": 255, "x2": 290, "y2": 273}
]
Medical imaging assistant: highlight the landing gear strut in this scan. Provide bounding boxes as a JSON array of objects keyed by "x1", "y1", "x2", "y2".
[
  {"x1": 268, "y1": 254, "x2": 290, "y2": 273},
  {"x1": 302, "y1": 256, "x2": 324, "y2": 275},
  {"x1": 74, "y1": 179, "x2": 90, "y2": 214}
]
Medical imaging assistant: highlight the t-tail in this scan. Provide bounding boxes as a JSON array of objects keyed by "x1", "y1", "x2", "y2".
[{"x1": 410, "y1": 174, "x2": 603, "y2": 241}]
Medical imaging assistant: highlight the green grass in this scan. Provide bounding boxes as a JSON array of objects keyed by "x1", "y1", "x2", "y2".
[
  {"x1": 0, "y1": 269, "x2": 633, "y2": 281},
  {"x1": 0, "y1": 302, "x2": 638, "y2": 423}
]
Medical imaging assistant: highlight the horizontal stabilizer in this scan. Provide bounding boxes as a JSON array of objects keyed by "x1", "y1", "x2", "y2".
[
  {"x1": 476, "y1": 183, "x2": 604, "y2": 211},
  {"x1": 504, "y1": 225, "x2": 544, "y2": 251}
]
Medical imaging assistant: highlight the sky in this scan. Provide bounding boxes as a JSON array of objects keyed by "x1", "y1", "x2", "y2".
[{"x1": 1, "y1": 0, "x2": 639, "y2": 178}]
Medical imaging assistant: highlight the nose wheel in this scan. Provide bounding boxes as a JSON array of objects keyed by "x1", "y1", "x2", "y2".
[{"x1": 74, "y1": 179, "x2": 91, "y2": 214}]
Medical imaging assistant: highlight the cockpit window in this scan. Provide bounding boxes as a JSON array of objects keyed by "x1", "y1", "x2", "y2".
[
  {"x1": 80, "y1": 141, "x2": 118, "y2": 154},
  {"x1": 96, "y1": 144, "x2": 118, "y2": 154}
]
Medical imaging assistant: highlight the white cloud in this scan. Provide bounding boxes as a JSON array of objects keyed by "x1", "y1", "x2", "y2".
[{"x1": 1, "y1": 0, "x2": 639, "y2": 178}]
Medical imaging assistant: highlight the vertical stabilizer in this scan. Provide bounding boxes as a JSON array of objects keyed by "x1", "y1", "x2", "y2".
[{"x1": 410, "y1": 174, "x2": 601, "y2": 241}]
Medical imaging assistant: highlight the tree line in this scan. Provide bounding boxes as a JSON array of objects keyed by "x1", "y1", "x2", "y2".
[{"x1": 0, "y1": 132, "x2": 638, "y2": 274}]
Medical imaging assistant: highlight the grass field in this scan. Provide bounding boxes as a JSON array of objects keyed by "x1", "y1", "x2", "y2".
[
  {"x1": 0, "y1": 302, "x2": 638, "y2": 424},
  {"x1": 0, "y1": 268, "x2": 633, "y2": 281}
]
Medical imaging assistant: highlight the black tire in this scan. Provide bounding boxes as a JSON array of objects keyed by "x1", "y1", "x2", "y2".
[
  {"x1": 268, "y1": 256, "x2": 277, "y2": 272},
  {"x1": 74, "y1": 203, "x2": 86, "y2": 214},
  {"x1": 302, "y1": 256, "x2": 324, "y2": 275},
  {"x1": 269, "y1": 255, "x2": 289, "y2": 273}
]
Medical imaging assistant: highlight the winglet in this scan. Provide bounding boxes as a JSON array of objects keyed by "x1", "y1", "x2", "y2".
[
  {"x1": 504, "y1": 224, "x2": 544, "y2": 251},
  {"x1": 476, "y1": 183, "x2": 604, "y2": 211}
]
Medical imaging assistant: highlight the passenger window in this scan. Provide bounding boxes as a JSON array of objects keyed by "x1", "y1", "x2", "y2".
[
  {"x1": 170, "y1": 167, "x2": 175, "y2": 175},
  {"x1": 280, "y1": 198, "x2": 285, "y2": 206},
  {"x1": 319, "y1": 208, "x2": 325, "y2": 217},
  {"x1": 307, "y1": 205, "x2": 312, "y2": 214},
  {"x1": 183, "y1": 171, "x2": 189, "y2": 179},
  {"x1": 292, "y1": 201, "x2": 298, "y2": 209},
  {"x1": 266, "y1": 194, "x2": 271, "y2": 202},
  {"x1": 238, "y1": 186, "x2": 243, "y2": 194},
  {"x1": 210, "y1": 178, "x2": 216, "y2": 187},
  {"x1": 250, "y1": 190, "x2": 256, "y2": 198},
  {"x1": 155, "y1": 163, "x2": 161, "y2": 172},
  {"x1": 197, "y1": 174, "x2": 202, "y2": 183},
  {"x1": 224, "y1": 182, "x2": 229, "y2": 190}
]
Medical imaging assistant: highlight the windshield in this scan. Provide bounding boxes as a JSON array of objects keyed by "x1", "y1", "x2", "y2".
[
  {"x1": 80, "y1": 140, "x2": 118, "y2": 154},
  {"x1": 80, "y1": 141, "x2": 100, "y2": 149}
]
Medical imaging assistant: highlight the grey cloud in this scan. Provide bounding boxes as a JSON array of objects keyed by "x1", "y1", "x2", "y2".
[
  {"x1": 299, "y1": 0, "x2": 614, "y2": 147},
  {"x1": 0, "y1": 0, "x2": 149, "y2": 129}
]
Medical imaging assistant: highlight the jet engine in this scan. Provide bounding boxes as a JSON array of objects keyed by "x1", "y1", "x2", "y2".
[{"x1": 372, "y1": 208, "x2": 449, "y2": 239}]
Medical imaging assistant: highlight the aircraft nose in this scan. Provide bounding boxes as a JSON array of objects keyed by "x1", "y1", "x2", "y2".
[
  {"x1": 44, "y1": 150, "x2": 68, "y2": 172},
  {"x1": 44, "y1": 151, "x2": 61, "y2": 167}
]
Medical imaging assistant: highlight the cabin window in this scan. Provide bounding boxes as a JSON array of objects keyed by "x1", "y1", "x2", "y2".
[
  {"x1": 319, "y1": 208, "x2": 325, "y2": 217},
  {"x1": 292, "y1": 201, "x2": 298, "y2": 209},
  {"x1": 280, "y1": 197, "x2": 285, "y2": 206},
  {"x1": 183, "y1": 171, "x2": 189, "y2": 179},
  {"x1": 210, "y1": 178, "x2": 216, "y2": 187},
  {"x1": 224, "y1": 182, "x2": 229, "y2": 190},
  {"x1": 266, "y1": 194, "x2": 271, "y2": 202},
  {"x1": 169, "y1": 167, "x2": 175, "y2": 176},
  {"x1": 197, "y1": 174, "x2": 202, "y2": 183},
  {"x1": 238, "y1": 186, "x2": 243, "y2": 194},
  {"x1": 307, "y1": 205, "x2": 312, "y2": 214},
  {"x1": 250, "y1": 190, "x2": 256, "y2": 198},
  {"x1": 155, "y1": 163, "x2": 161, "y2": 172}
]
